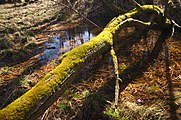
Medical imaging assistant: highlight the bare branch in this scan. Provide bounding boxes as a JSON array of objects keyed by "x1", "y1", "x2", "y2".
[
  {"x1": 129, "y1": 0, "x2": 141, "y2": 9},
  {"x1": 110, "y1": 46, "x2": 122, "y2": 107},
  {"x1": 101, "y1": 0, "x2": 127, "y2": 14},
  {"x1": 59, "y1": 1, "x2": 103, "y2": 29}
]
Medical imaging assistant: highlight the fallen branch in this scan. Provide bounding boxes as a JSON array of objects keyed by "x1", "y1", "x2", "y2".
[
  {"x1": 59, "y1": 1, "x2": 103, "y2": 29},
  {"x1": 0, "y1": 5, "x2": 172, "y2": 120},
  {"x1": 110, "y1": 46, "x2": 122, "y2": 107}
]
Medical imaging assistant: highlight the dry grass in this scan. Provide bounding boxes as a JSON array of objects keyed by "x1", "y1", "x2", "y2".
[
  {"x1": 0, "y1": 1, "x2": 180, "y2": 119},
  {"x1": 37, "y1": 29, "x2": 181, "y2": 120}
]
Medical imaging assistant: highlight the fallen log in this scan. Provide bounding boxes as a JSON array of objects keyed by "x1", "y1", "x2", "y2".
[{"x1": 0, "y1": 5, "x2": 172, "y2": 120}]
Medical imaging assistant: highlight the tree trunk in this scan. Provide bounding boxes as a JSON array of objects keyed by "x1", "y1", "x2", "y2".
[{"x1": 0, "y1": 4, "x2": 172, "y2": 120}]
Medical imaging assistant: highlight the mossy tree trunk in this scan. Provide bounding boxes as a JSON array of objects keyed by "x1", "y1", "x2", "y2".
[{"x1": 0, "y1": 4, "x2": 173, "y2": 120}]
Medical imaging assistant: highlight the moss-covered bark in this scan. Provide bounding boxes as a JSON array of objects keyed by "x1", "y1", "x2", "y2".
[{"x1": 0, "y1": 5, "x2": 172, "y2": 120}]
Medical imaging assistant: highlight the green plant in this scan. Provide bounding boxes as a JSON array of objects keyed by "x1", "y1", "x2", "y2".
[
  {"x1": 23, "y1": 42, "x2": 37, "y2": 49},
  {"x1": 104, "y1": 101, "x2": 168, "y2": 120},
  {"x1": 73, "y1": 90, "x2": 90, "y2": 100},
  {"x1": 104, "y1": 108, "x2": 122, "y2": 120},
  {"x1": 146, "y1": 84, "x2": 160, "y2": 93},
  {"x1": 59, "y1": 102, "x2": 70, "y2": 112},
  {"x1": 1, "y1": 66, "x2": 12, "y2": 75}
]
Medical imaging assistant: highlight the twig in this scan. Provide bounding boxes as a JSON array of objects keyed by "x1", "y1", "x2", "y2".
[
  {"x1": 129, "y1": 0, "x2": 141, "y2": 9},
  {"x1": 40, "y1": 109, "x2": 49, "y2": 120},
  {"x1": 110, "y1": 46, "x2": 122, "y2": 107},
  {"x1": 172, "y1": 20, "x2": 181, "y2": 28},
  {"x1": 171, "y1": 19, "x2": 181, "y2": 37},
  {"x1": 101, "y1": 0, "x2": 127, "y2": 13},
  {"x1": 0, "y1": 89, "x2": 16, "y2": 109},
  {"x1": 59, "y1": 1, "x2": 103, "y2": 30}
]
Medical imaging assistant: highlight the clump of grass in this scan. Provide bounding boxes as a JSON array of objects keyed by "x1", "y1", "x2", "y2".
[
  {"x1": 18, "y1": 76, "x2": 33, "y2": 88},
  {"x1": 59, "y1": 102, "x2": 70, "y2": 112},
  {"x1": 105, "y1": 108, "x2": 122, "y2": 120},
  {"x1": 23, "y1": 41, "x2": 37, "y2": 49},
  {"x1": 0, "y1": 48, "x2": 14, "y2": 59},
  {"x1": 73, "y1": 90, "x2": 90, "y2": 100},
  {"x1": 146, "y1": 84, "x2": 161, "y2": 94},
  {"x1": 104, "y1": 100, "x2": 168, "y2": 120},
  {"x1": 0, "y1": 38, "x2": 9, "y2": 49},
  {"x1": 0, "y1": 66, "x2": 12, "y2": 75}
]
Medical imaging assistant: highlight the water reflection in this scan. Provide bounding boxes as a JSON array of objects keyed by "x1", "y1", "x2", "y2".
[{"x1": 38, "y1": 27, "x2": 94, "y2": 65}]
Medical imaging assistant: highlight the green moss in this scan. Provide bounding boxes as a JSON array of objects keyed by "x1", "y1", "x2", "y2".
[
  {"x1": 163, "y1": 18, "x2": 172, "y2": 28},
  {"x1": 0, "y1": 30, "x2": 114, "y2": 119},
  {"x1": 0, "y1": 4, "x2": 172, "y2": 120}
]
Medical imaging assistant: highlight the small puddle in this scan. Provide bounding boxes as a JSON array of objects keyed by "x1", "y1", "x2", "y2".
[{"x1": 38, "y1": 25, "x2": 95, "y2": 65}]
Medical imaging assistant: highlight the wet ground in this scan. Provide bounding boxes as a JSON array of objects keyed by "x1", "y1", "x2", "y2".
[
  {"x1": 0, "y1": 23, "x2": 97, "y2": 108},
  {"x1": 38, "y1": 28, "x2": 181, "y2": 120},
  {"x1": 38, "y1": 25, "x2": 94, "y2": 65},
  {"x1": 0, "y1": 1, "x2": 181, "y2": 120},
  {"x1": 0, "y1": 23, "x2": 180, "y2": 120}
]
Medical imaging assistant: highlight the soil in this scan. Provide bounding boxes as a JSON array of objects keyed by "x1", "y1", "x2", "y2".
[
  {"x1": 0, "y1": 0, "x2": 81, "y2": 108},
  {"x1": 39, "y1": 28, "x2": 181, "y2": 120}
]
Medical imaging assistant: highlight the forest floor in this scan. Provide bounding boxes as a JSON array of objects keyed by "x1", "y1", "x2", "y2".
[
  {"x1": 0, "y1": 0, "x2": 82, "y2": 109},
  {"x1": 0, "y1": 1, "x2": 181, "y2": 120},
  {"x1": 41, "y1": 29, "x2": 181, "y2": 120}
]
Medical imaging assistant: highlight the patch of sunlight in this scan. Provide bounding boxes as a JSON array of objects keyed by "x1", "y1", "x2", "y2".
[
  {"x1": 119, "y1": 63, "x2": 127, "y2": 72},
  {"x1": 146, "y1": 84, "x2": 160, "y2": 93},
  {"x1": 104, "y1": 108, "x2": 122, "y2": 120},
  {"x1": 58, "y1": 102, "x2": 71, "y2": 112},
  {"x1": 125, "y1": 101, "x2": 143, "y2": 111},
  {"x1": 73, "y1": 90, "x2": 90, "y2": 100},
  {"x1": 0, "y1": 66, "x2": 12, "y2": 75},
  {"x1": 18, "y1": 77, "x2": 30, "y2": 88},
  {"x1": 104, "y1": 100, "x2": 168, "y2": 120}
]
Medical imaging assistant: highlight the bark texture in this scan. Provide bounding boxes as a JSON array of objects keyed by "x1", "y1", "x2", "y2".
[{"x1": 0, "y1": 4, "x2": 172, "y2": 120}]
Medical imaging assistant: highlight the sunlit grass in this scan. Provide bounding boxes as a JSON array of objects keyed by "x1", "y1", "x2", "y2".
[{"x1": 104, "y1": 100, "x2": 168, "y2": 120}]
